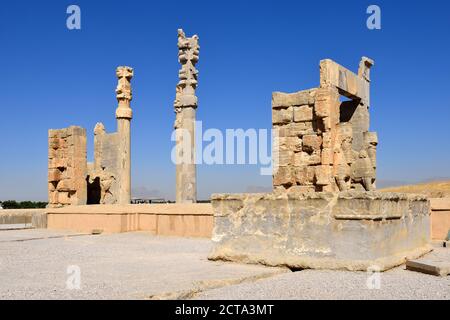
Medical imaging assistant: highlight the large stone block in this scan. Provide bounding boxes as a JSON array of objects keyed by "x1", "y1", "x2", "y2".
[
  {"x1": 273, "y1": 167, "x2": 294, "y2": 186},
  {"x1": 294, "y1": 166, "x2": 315, "y2": 185},
  {"x1": 302, "y1": 134, "x2": 322, "y2": 153},
  {"x1": 289, "y1": 122, "x2": 314, "y2": 137},
  {"x1": 319, "y1": 59, "x2": 370, "y2": 105},
  {"x1": 209, "y1": 191, "x2": 431, "y2": 271},
  {"x1": 272, "y1": 107, "x2": 293, "y2": 125},
  {"x1": 272, "y1": 89, "x2": 316, "y2": 108},
  {"x1": 293, "y1": 105, "x2": 313, "y2": 122}
]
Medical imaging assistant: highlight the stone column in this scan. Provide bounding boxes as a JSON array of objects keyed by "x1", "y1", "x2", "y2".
[
  {"x1": 174, "y1": 29, "x2": 199, "y2": 203},
  {"x1": 115, "y1": 66, "x2": 134, "y2": 205}
]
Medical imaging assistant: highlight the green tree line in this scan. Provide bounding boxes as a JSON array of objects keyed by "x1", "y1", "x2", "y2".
[{"x1": 0, "y1": 200, "x2": 48, "y2": 209}]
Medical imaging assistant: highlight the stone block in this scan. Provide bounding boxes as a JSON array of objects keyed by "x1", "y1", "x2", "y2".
[
  {"x1": 278, "y1": 137, "x2": 302, "y2": 153},
  {"x1": 274, "y1": 124, "x2": 290, "y2": 137},
  {"x1": 322, "y1": 132, "x2": 333, "y2": 148},
  {"x1": 406, "y1": 259, "x2": 450, "y2": 277},
  {"x1": 57, "y1": 179, "x2": 74, "y2": 192},
  {"x1": 315, "y1": 165, "x2": 332, "y2": 186},
  {"x1": 272, "y1": 107, "x2": 293, "y2": 125},
  {"x1": 278, "y1": 149, "x2": 294, "y2": 167},
  {"x1": 209, "y1": 192, "x2": 431, "y2": 271},
  {"x1": 57, "y1": 192, "x2": 71, "y2": 205},
  {"x1": 49, "y1": 191, "x2": 58, "y2": 203},
  {"x1": 294, "y1": 166, "x2": 315, "y2": 185},
  {"x1": 294, "y1": 151, "x2": 319, "y2": 167},
  {"x1": 321, "y1": 147, "x2": 334, "y2": 165},
  {"x1": 48, "y1": 158, "x2": 66, "y2": 169},
  {"x1": 302, "y1": 135, "x2": 322, "y2": 153},
  {"x1": 293, "y1": 105, "x2": 313, "y2": 122},
  {"x1": 48, "y1": 169, "x2": 62, "y2": 182},
  {"x1": 273, "y1": 167, "x2": 294, "y2": 186},
  {"x1": 290, "y1": 122, "x2": 314, "y2": 137},
  {"x1": 314, "y1": 87, "x2": 339, "y2": 119},
  {"x1": 288, "y1": 186, "x2": 315, "y2": 194},
  {"x1": 319, "y1": 59, "x2": 369, "y2": 104},
  {"x1": 48, "y1": 182, "x2": 56, "y2": 192},
  {"x1": 272, "y1": 89, "x2": 316, "y2": 108}
]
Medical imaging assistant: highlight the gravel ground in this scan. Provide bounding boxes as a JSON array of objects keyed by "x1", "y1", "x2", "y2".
[
  {"x1": 196, "y1": 265, "x2": 450, "y2": 300},
  {"x1": 196, "y1": 246, "x2": 450, "y2": 300},
  {"x1": 0, "y1": 229, "x2": 448, "y2": 300},
  {"x1": 0, "y1": 229, "x2": 284, "y2": 300}
]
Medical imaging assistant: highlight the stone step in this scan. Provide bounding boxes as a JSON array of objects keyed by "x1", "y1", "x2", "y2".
[{"x1": 406, "y1": 259, "x2": 450, "y2": 277}]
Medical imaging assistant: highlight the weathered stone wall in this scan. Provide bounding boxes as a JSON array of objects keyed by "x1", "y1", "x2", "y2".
[
  {"x1": 209, "y1": 191, "x2": 431, "y2": 271},
  {"x1": 272, "y1": 58, "x2": 377, "y2": 193},
  {"x1": 48, "y1": 67, "x2": 133, "y2": 206},
  {"x1": 87, "y1": 124, "x2": 120, "y2": 204},
  {"x1": 48, "y1": 126, "x2": 87, "y2": 207},
  {"x1": 0, "y1": 209, "x2": 47, "y2": 229},
  {"x1": 47, "y1": 204, "x2": 213, "y2": 237}
]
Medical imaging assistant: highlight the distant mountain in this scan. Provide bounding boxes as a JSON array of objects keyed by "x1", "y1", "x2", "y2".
[
  {"x1": 131, "y1": 186, "x2": 164, "y2": 199},
  {"x1": 245, "y1": 185, "x2": 273, "y2": 193},
  {"x1": 380, "y1": 180, "x2": 450, "y2": 198},
  {"x1": 376, "y1": 179, "x2": 412, "y2": 189}
]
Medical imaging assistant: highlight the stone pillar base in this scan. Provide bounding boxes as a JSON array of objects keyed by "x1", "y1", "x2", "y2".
[{"x1": 208, "y1": 191, "x2": 431, "y2": 271}]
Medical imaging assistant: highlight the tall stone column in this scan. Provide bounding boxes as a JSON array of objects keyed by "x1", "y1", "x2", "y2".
[
  {"x1": 115, "y1": 66, "x2": 134, "y2": 205},
  {"x1": 174, "y1": 29, "x2": 199, "y2": 203}
]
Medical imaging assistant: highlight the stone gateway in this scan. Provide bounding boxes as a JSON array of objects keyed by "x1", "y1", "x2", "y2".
[{"x1": 209, "y1": 58, "x2": 431, "y2": 271}]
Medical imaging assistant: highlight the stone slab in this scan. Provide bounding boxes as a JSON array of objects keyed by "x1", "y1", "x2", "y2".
[
  {"x1": 406, "y1": 259, "x2": 450, "y2": 277},
  {"x1": 319, "y1": 59, "x2": 369, "y2": 104},
  {"x1": 209, "y1": 191, "x2": 431, "y2": 271}
]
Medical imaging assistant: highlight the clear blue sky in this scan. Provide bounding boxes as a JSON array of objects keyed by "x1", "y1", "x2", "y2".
[{"x1": 1, "y1": 0, "x2": 449, "y2": 201}]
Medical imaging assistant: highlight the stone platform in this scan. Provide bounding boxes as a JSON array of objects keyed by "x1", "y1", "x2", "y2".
[
  {"x1": 209, "y1": 191, "x2": 431, "y2": 271},
  {"x1": 0, "y1": 209, "x2": 47, "y2": 229},
  {"x1": 47, "y1": 204, "x2": 213, "y2": 238}
]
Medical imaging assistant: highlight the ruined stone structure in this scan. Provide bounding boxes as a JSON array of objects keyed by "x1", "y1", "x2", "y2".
[
  {"x1": 48, "y1": 126, "x2": 87, "y2": 207},
  {"x1": 48, "y1": 67, "x2": 134, "y2": 207},
  {"x1": 174, "y1": 29, "x2": 199, "y2": 203},
  {"x1": 272, "y1": 57, "x2": 377, "y2": 193},
  {"x1": 209, "y1": 58, "x2": 431, "y2": 271}
]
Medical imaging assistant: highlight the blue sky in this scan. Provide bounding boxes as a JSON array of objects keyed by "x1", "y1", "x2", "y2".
[{"x1": 1, "y1": 0, "x2": 449, "y2": 201}]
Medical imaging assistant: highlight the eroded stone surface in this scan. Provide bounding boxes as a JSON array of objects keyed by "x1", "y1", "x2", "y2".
[
  {"x1": 273, "y1": 58, "x2": 377, "y2": 193},
  {"x1": 48, "y1": 126, "x2": 87, "y2": 207},
  {"x1": 406, "y1": 259, "x2": 450, "y2": 277},
  {"x1": 209, "y1": 191, "x2": 431, "y2": 271},
  {"x1": 174, "y1": 29, "x2": 199, "y2": 203}
]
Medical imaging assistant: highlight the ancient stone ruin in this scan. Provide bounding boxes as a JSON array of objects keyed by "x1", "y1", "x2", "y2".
[
  {"x1": 209, "y1": 58, "x2": 431, "y2": 271},
  {"x1": 48, "y1": 66, "x2": 134, "y2": 207},
  {"x1": 174, "y1": 29, "x2": 200, "y2": 203},
  {"x1": 46, "y1": 31, "x2": 432, "y2": 272},
  {"x1": 48, "y1": 126, "x2": 87, "y2": 206},
  {"x1": 272, "y1": 57, "x2": 377, "y2": 193}
]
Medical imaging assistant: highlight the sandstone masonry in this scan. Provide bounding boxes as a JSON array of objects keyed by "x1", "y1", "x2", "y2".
[
  {"x1": 272, "y1": 57, "x2": 377, "y2": 193},
  {"x1": 48, "y1": 67, "x2": 134, "y2": 207}
]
